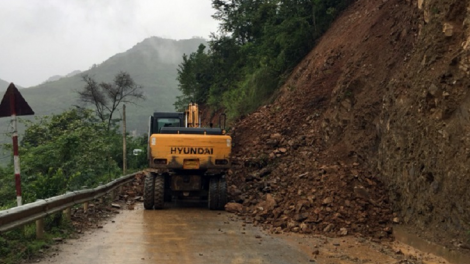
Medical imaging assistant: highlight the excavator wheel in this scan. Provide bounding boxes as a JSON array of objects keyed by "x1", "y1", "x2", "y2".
[
  {"x1": 154, "y1": 174, "x2": 165, "y2": 209},
  {"x1": 208, "y1": 177, "x2": 219, "y2": 210},
  {"x1": 143, "y1": 172, "x2": 155, "y2": 210},
  {"x1": 208, "y1": 176, "x2": 227, "y2": 210},
  {"x1": 217, "y1": 177, "x2": 228, "y2": 210}
]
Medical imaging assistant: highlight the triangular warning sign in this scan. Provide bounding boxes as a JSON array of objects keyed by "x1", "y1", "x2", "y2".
[{"x1": 0, "y1": 83, "x2": 34, "y2": 117}]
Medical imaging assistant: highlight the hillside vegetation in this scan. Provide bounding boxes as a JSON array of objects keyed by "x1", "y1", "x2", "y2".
[{"x1": 176, "y1": 0, "x2": 351, "y2": 118}]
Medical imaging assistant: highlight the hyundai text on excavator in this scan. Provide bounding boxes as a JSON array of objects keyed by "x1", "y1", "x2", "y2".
[{"x1": 144, "y1": 103, "x2": 231, "y2": 210}]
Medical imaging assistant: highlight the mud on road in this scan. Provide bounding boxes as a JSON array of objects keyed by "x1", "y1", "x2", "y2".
[{"x1": 29, "y1": 202, "x2": 454, "y2": 264}]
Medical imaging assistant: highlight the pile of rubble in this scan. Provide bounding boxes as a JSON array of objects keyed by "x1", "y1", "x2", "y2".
[{"x1": 227, "y1": 124, "x2": 395, "y2": 239}]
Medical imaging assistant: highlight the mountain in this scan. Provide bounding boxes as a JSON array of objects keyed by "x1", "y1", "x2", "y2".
[
  {"x1": 0, "y1": 79, "x2": 9, "y2": 92},
  {"x1": 66, "y1": 70, "x2": 81, "y2": 78},
  {"x1": 44, "y1": 75, "x2": 62, "y2": 83},
  {"x1": 43, "y1": 70, "x2": 83, "y2": 84},
  {"x1": 0, "y1": 79, "x2": 22, "y2": 91},
  {"x1": 16, "y1": 37, "x2": 206, "y2": 134}
]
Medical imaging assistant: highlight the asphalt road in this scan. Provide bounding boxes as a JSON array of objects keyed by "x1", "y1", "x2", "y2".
[{"x1": 38, "y1": 203, "x2": 313, "y2": 264}]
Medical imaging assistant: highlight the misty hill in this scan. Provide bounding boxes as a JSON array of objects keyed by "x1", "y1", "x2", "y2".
[
  {"x1": 43, "y1": 70, "x2": 82, "y2": 83},
  {"x1": 17, "y1": 37, "x2": 206, "y2": 134},
  {"x1": 0, "y1": 79, "x2": 24, "y2": 92},
  {"x1": 0, "y1": 79, "x2": 9, "y2": 92}
]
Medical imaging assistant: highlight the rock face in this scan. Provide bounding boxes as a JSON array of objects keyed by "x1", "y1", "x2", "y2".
[
  {"x1": 228, "y1": 0, "x2": 470, "y2": 243},
  {"x1": 378, "y1": 0, "x2": 470, "y2": 239}
]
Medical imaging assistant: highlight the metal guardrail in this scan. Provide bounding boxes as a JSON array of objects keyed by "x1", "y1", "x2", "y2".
[{"x1": 0, "y1": 172, "x2": 138, "y2": 234}]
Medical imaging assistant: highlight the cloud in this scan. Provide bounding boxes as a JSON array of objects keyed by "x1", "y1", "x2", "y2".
[{"x1": 0, "y1": 0, "x2": 218, "y2": 87}]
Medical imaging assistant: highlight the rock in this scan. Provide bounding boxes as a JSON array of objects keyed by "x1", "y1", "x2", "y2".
[
  {"x1": 323, "y1": 223, "x2": 334, "y2": 232},
  {"x1": 259, "y1": 167, "x2": 272, "y2": 177},
  {"x1": 228, "y1": 185, "x2": 242, "y2": 196},
  {"x1": 428, "y1": 84, "x2": 439, "y2": 96},
  {"x1": 418, "y1": 0, "x2": 423, "y2": 9},
  {"x1": 245, "y1": 173, "x2": 260, "y2": 182},
  {"x1": 225, "y1": 202, "x2": 244, "y2": 213},
  {"x1": 354, "y1": 185, "x2": 370, "y2": 200},
  {"x1": 322, "y1": 197, "x2": 333, "y2": 205},
  {"x1": 339, "y1": 227, "x2": 348, "y2": 236},
  {"x1": 52, "y1": 237, "x2": 63, "y2": 242},
  {"x1": 443, "y1": 22, "x2": 454, "y2": 37},
  {"x1": 393, "y1": 217, "x2": 400, "y2": 224},
  {"x1": 111, "y1": 203, "x2": 121, "y2": 209},
  {"x1": 294, "y1": 213, "x2": 308, "y2": 222},
  {"x1": 265, "y1": 194, "x2": 277, "y2": 211},
  {"x1": 459, "y1": 243, "x2": 470, "y2": 250}
]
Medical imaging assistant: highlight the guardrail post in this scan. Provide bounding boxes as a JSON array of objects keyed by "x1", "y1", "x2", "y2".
[
  {"x1": 36, "y1": 218, "x2": 45, "y2": 239},
  {"x1": 63, "y1": 207, "x2": 71, "y2": 221}
]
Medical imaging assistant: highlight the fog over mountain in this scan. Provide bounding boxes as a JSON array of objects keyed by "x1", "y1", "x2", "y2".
[{"x1": 0, "y1": 36, "x2": 206, "y2": 145}]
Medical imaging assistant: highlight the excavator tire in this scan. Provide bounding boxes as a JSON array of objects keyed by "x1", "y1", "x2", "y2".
[
  {"x1": 154, "y1": 174, "x2": 165, "y2": 209},
  {"x1": 143, "y1": 172, "x2": 155, "y2": 210},
  {"x1": 208, "y1": 177, "x2": 219, "y2": 210},
  {"x1": 217, "y1": 177, "x2": 228, "y2": 210}
]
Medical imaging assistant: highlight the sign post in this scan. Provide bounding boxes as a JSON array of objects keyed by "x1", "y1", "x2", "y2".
[{"x1": 0, "y1": 83, "x2": 34, "y2": 206}]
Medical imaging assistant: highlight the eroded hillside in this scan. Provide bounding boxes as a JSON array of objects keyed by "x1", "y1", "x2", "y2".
[{"x1": 228, "y1": 0, "x2": 470, "y2": 252}]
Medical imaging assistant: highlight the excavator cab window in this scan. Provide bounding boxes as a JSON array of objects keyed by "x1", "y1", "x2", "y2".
[{"x1": 157, "y1": 118, "x2": 181, "y2": 132}]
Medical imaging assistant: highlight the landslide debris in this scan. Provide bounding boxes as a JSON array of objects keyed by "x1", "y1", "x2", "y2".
[
  {"x1": 229, "y1": 0, "x2": 470, "y2": 252},
  {"x1": 227, "y1": 0, "x2": 420, "y2": 240}
]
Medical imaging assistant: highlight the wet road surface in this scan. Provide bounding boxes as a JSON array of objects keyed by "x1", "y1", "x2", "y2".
[
  {"x1": 34, "y1": 202, "x2": 460, "y2": 264},
  {"x1": 40, "y1": 203, "x2": 312, "y2": 264}
]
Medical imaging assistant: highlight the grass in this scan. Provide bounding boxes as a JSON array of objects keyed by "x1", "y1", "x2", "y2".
[{"x1": 0, "y1": 213, "x2": 73, "y2": 264}]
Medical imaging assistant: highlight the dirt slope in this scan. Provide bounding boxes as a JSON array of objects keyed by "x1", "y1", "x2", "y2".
[{"x1": 228, "y1": 0, "x2": 470, "y2": 251}]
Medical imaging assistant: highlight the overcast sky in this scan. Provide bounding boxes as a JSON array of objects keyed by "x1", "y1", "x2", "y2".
[{"x1": 0, "y1": 0, "x2": 219, "y2": 87}]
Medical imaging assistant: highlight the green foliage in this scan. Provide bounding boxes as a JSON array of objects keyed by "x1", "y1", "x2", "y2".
[
  {"x1": 0, "y1": 107, "x2": 147, "y2": 207},
  {"x1": 175, "y1": 44, "x2": 214, "y2": 110},
  {"x1": 0, "y1": 213, "x2": 72, "y2": 264},
  {"x1": 0, "y1": 165, "x2": 15, "y2": 208},
  {"x1": 0, "y1": 106, "x2": 147, "y2": 263},
  {"x1": 126, "y1": 134, "x2": 148, "y2": 171},
  {"x1": 176, "y1": 0, "x2": 352, "y2": 119},
  {"x1": 14, "y1": 108, "x2": 121, "y2": 203}
]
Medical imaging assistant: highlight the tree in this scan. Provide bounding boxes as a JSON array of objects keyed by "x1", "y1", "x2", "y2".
[
  {"x1": 176, "y1": 0, "x2": 352, "y2": 119},
  {"x1": 79, "y1": 72, "x2": 145, "y2": 129},
  {"x1": 19, "y1": 108, "x2": 122, "y2": 202},
  {"x1": 175, "y1": 44, "x2": 213, "y2": 110}
]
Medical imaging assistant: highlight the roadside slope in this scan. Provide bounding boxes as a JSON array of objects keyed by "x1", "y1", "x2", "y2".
[
  {"x1": 230, "y1": 0, "x2": 419, "y2": 239},
  {"x1": 230, "y1": 0, "x2": 470, "y2": 250}
]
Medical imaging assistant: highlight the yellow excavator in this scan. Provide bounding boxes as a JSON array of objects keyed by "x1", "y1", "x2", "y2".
[{"x1": 144, "y1": 103, "x2": 231, "y2": 210}]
